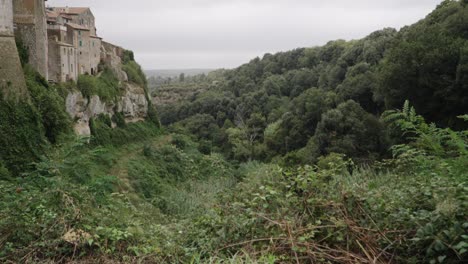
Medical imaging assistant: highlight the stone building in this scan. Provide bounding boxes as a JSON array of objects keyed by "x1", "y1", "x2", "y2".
[
  {"x1": 48, "y1": 37, "x2": 77, "y2": 82},
  {"x1": 3, "y1": 2, "x2": 111, "y2": 86},
  {"x1": 13, "y1": 0, "x2": 48, "y2": 80},
  {"x1": 48, "y1": 7, "x2": 101, "y2": 76},
  {"x1": 51, "y1": 7, "x2": 97, "y2": 36},
  {"x1": 46, "y1": 10, "x2": 78, "y2": 82},
  {"x1": 0, "y1": 0, "x2": 28, "y2": 101},
  {"x1": 66, "y1": 23, "x2": 92, "y2": 75}
]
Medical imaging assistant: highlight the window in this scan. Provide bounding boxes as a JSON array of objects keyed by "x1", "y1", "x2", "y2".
[
  {"x1": 79, "y1": 40, "x2": 82, "y2": 47},
  {"x1": 71, "y1": 64, "x2": 73, "y2": 72},
  {"x1": 78, "y1": 30, "x2": 81, "y2": 36}
]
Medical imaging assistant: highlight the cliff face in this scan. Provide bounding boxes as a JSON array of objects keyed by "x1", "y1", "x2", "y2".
[{"x1": 65, "y1": 42, "x2": 149, "y2": 135}]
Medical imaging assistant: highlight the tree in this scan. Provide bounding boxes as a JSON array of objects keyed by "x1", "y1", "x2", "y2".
[{"x1": 314, "y1": 100, "x2": 386, "y2": 163}]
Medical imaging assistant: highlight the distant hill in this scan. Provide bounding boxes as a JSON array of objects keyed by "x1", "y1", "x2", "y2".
[{"x1": 145, "y1": 69, "x2": 215, "y2": 79}]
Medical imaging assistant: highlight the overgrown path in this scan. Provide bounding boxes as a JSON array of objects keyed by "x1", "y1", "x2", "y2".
[{"x1": 109, "y1": 135, "x2": 173, "y2": 193}]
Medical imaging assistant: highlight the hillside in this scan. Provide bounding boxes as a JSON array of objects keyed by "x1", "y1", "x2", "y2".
[
  {"x1": 145, "y1": 69, "x2": 215, "y2": 79},
  {"x1": 0, "y1": 1, "x2": 467, "y2": 263},
  {"x1": 156, "y1": 0, "x2": 468, "y2": 163}
]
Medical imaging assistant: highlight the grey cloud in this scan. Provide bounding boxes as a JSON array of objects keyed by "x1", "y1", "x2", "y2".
[{"x1": 47, "y1": 0, "x2": 442, "y2": 69}]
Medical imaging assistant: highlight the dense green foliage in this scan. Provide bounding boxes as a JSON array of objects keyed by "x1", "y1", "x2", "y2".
[
  {"x1": 1, "y1": 1, "x2": 467, "y2": 263},
  {"x1": 0, "y1": 65, "x2": 71, "y2": 175},
  {"x1": 122, "y1": 49, "x2": 161, "y2": 128},
  {"x1": 122, "y1": 50, "x2": 148, "y2": 88},
  {"x1": 77, "y1": 66, "x2": 122, "y2": 102},
  {"x1": 1, "y1": 105, "x2": 465, "y2": 263},
  {"x1": 155, "y1": 0, "x2": 468, "y2": 165},
  {"x1": 89, "y1": 114, "x2": 160, "y2": 146}
]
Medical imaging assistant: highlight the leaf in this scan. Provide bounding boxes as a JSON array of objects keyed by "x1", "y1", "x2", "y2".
[{"x1": 437, "y1": 255, "x2": 446, "y2": 263}]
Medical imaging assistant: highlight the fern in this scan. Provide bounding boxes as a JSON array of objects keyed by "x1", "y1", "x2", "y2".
[{"x1": 383, "y1": 101, "x2": 467, "y2": 157}]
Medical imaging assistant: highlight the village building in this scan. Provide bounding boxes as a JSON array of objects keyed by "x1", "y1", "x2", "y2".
[
  {"x1": 50, "y1": 7, "x2": 97, "y2": 36},
  {"x1": 4, "y1": 1, "x2": 111, "y2": 85},
  {"x1": 46, "y1": 10, "x2": 77, "y2": 82},
  {"x1": 47, "y1": 7, "x2": 101, "y2": 76}
]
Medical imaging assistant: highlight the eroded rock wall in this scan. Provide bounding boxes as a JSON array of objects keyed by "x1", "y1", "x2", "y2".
[{"x1": 65, "y1": 42, "x2": 149, "y2": 135}]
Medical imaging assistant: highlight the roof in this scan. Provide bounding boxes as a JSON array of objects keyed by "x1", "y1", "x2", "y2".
[
  {"x1": 60, "y1": 14, "x2": 74, "y2": 20},
  {"x1": 52, "y1": 7, "x2": 90, "y2": 15},
  {"x1": 47, "y1": 10, "x2": 73, "y2": 21},
  {"x1": 90, "y1": 35, "x2": 102, "y2": 39},
  {"x1": 66, "y1": 22, "x2": 90, "y2": 31},
  {"x1": 46, "y1": 10, "x2": 58, "y2": 18}
]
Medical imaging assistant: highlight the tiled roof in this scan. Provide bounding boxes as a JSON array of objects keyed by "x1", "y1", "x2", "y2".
[
  {"x1": 47, "y1": 11, "x2": 73, "y2": 21},
  {"x1": 52, "y1": 7, "x2": 90, "y2": 15},
  {"x1": 66, "y1": 22, "x2": 90, "y2": 31},
  {"x1": 46, "y1": 10, "x2": 59, "y2": 18}
]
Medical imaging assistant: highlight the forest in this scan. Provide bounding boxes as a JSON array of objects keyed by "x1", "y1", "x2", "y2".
[{"x1": 0, "y1": 0, "x2": 467, "y2": 263}]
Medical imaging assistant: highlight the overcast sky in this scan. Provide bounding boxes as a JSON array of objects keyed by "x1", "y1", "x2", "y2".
[{"x1": 47, "y1": 0, "x2": 442, "y2": 70}]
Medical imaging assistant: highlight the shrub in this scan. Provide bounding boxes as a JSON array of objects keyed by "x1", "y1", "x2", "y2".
[
  {"x1": 24, "y1": 66, "x2": 72, "y2": 143},
  {"x1": 0, "y1": 95, "x2": 45, "y2": 174},
  {"x1": 77, "y1": 67, "x2": 121, "y2": 102},
  {"x1": 90, "y1": 114, "x2": 160, "y2": 146},
  {"x1": 112, "y1": 112, "x2": 126, "y2": 128}
]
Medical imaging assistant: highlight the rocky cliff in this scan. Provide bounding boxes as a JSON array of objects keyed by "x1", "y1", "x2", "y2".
[{"x1": 65, "y1": 42, "x2": 150, "y2": 135}]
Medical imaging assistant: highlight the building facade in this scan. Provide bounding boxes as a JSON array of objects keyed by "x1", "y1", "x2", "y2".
[
  {"x1": 51, "y1": 7, "x2": 97, "y2": 36},
  {"x1": 48, "y1": 36, "x2": 77, "y2": 82},
  {"x1": 48, "y1": 7, "x2": 101, "y2": 77}
]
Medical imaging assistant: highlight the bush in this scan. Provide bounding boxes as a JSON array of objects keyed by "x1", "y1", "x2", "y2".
[
  {"x1": 90, "y1": 114, "x2": 160, "y2": 146},
  {"x1": 0, "y1": 95, "x2": 46, "y2": 174},
  {"x1": 112, "y1": 112, "x2": 126, "y2": 128},
  {"x1": 77, "y1": 67, "x2": 121, "y2": 102},
  {"x1": 24, "y1": 66, "x2": 72, "y2": 143}
]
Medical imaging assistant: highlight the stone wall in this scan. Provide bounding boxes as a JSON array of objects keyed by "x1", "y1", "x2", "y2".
[
  {"x1": 13, "y1": 0, "x2": 48, "y2": 79},
  {"x1": 89, "y1": 36, "x2": 101, "y2": 74},
  {"x1": 0, "y1": 0, "x2": 28, "y2": 101},
  {"x1": 101, "y1": 41, "x2": 127, "y2": 81},
  {"x1": 0, "y1": 0, "x2": 14, "y2": 35}
]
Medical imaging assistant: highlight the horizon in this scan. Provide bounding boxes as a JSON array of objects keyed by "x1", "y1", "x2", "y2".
[{"x1": 47, "y1": 0, "x2": 442, "y2": 69}]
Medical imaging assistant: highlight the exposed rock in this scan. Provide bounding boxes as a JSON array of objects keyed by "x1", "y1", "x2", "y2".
[
  {"x1": 66, "y1": 84, "x2": 149, "y2": 135},
  {"x1": 64, "y1": 40, "x2": 150, "y2": 135},
  {"x1": 101, "y1": 41, "x2": 128, "y2": 82}
]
